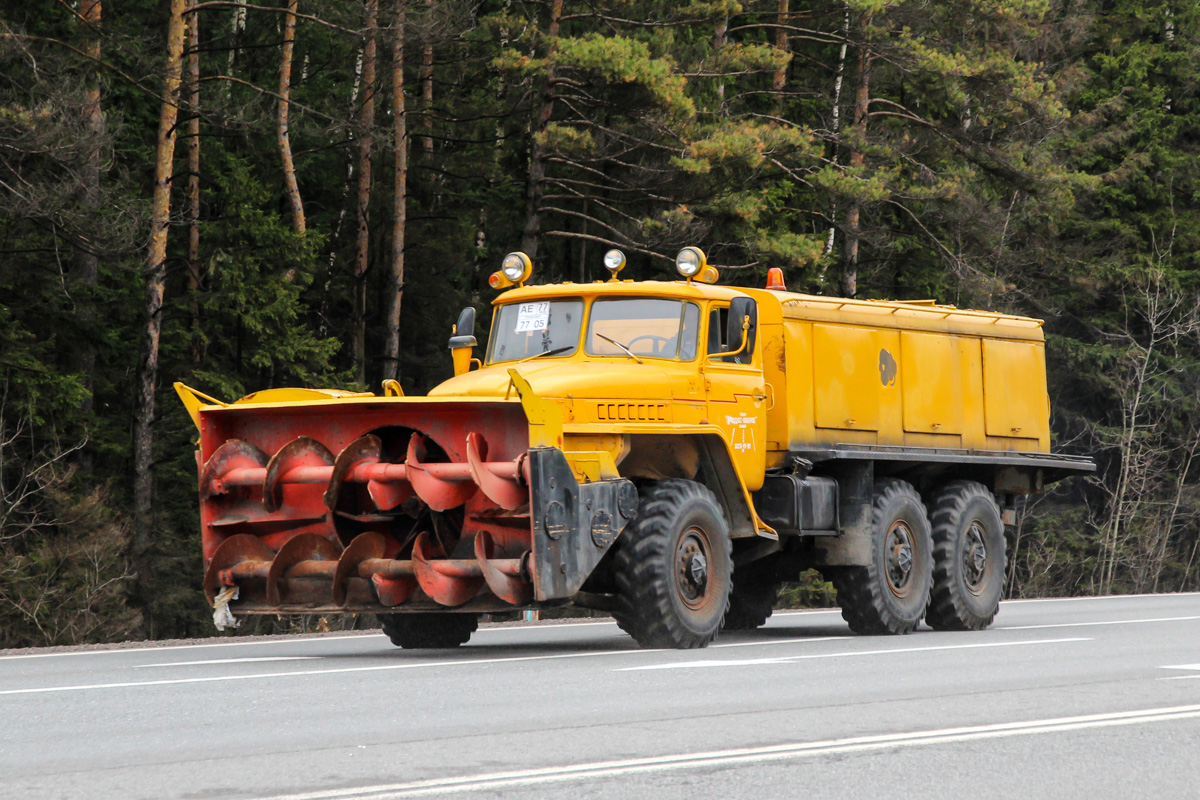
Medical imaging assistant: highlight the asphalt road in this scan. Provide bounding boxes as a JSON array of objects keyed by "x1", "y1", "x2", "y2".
[{"x1": 2, "y1": 593, "x2": 1199, "y2": 800}]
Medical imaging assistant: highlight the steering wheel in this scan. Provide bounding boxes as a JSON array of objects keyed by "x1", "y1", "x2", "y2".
[{"x1": 627, "y1": 335, "x2": 674, "y2": 356}]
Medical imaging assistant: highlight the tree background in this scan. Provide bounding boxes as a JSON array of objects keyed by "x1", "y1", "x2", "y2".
[{"x1": 0, "y1": 0, "x2": 1196, "y2": 647}]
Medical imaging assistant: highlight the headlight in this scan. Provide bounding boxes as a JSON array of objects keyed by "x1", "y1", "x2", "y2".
[
  {"x1": 603, "y1": 249, "x2": 626, "y2": 274},
  {"x1": 501, "y1": 252, "x2": 532, "y2": 283},
  {"x1": 675, "y1": 246, "x2": 706, "y2": 278}
]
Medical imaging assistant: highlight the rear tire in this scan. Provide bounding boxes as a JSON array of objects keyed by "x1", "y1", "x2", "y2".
[
  {"x1": 614, "y1": 480, "x2": 732, "y2": 649},
  {"x1": 379, "y1": 613, "x2": 479, "y2": 648},
  {"x1": 833, "y1": 479, "x2": 932, "y2": 635},
  {"x1": 924, "y1": 481, "x2": 1005, "y2": 631},
  {"x1": 721, "y1": 577, "x2": 780, "y2": 631}
]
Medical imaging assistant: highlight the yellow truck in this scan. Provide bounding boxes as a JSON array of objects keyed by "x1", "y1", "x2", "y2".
[{"x1": 176, "y1": 246, "x2": 1093, "y2": 649}]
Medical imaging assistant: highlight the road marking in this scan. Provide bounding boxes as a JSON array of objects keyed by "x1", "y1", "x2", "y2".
[
  {"x1": 998, "y1": 615, "x2": 1200, "y2": 631},
  {"x1": 135, "y1": 656, "x2": 321, "y2": 668},
  {"x1": 248, "y1": 703, "x2": 1200, "y2": 800},
  {"x1": 1161, "y1": 664, "x2": 1200, "y2": 672},
  {"x1": 0, "y1": 621, "x2": 621, "y2": 662},
  {"x1": 618, "y1": 638, "x2": 1090, "y2": 671},
  {"x1": 0, "y1": 636, "x2": 855, "y2": 696},
  {"x1": 0, "y1": 593, "x2": 1193, "y2": 662}
]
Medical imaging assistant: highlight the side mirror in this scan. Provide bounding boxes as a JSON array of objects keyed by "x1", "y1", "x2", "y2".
[
  {"x1": 448, "y1": 307, "x2": 478, "y2": 376},
  {"x1": 725, "y1": 297, "x2": 757, "y2": 364}
]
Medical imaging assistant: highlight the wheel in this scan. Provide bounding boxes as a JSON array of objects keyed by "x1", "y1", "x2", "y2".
[
  {"x1": 924, "y1": 481, "x2": 1005, "y2": 631},
  {"x1": 721, "y1": 576, "x2": 781, "y2": 631},
  {"x1": 379, "y1": 613, "x2": 479, "y2": 648},
  {"x1": 833, "y1": 479, "x2": 932, "y2": 635},
  {"x1": 613, "y1": 480, "x2": 732, "y2": 648}
]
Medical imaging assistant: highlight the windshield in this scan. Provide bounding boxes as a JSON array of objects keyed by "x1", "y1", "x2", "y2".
[
  {"x1": 586, "y1": 298, "x2": 700, "y2": 360},
  {"x1": 487, "y1": 299, "x2": 584, "y2": 363}
]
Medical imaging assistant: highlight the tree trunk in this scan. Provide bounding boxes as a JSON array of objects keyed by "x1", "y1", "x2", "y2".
[
  {"x1": 714, "y1": 14, "x2": 728, "y2": 105},
  {"x1": 771, "y1": 0, "x2": 789, "y2": 117},
  {"x1": 353, "y1": 0, "x2": 379, "y2": 384},
  {"x1": 823, "y1": 4, "x2": 850, "y2": 260},
  {"x1": 519, "y1": 0, "x2": 563, "y2": 260},
  {"x1": 382, "y1": 0, "x2": 407, "y2": 383},
  {"x1": 133, "y1": 0, "x2": 187, "y2": 546},
  {"x1": 842, "y1": 17, "x2": 872, "y2": 299},
  {"x1": 187, "y1": 4, "x2": 203, "y2": 364},
  {"x1": 71, "y1": 0, "x2": 102, "y2": 429},
  {"x1": 279, "y1": 0, "x2": 306, "y2": 234},
  {"x1": 420, "y1": 0, "x2": 434, "y2": 158}
]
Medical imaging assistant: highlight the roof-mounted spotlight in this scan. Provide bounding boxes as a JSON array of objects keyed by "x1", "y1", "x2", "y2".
[
  {"x1": 603, "y1": 249, "x2": 627, "y2": 280},
  {"x1": 489, "y1": 251, "x2": 533, "y2": 289},
  {"x1": 675, "y1": 246, "x2": 706, "y2": 281}
]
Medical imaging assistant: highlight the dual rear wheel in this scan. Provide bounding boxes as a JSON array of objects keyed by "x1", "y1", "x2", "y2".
[{"x1": 833, "y1": 478, "x2": 1006, "y2": 635}]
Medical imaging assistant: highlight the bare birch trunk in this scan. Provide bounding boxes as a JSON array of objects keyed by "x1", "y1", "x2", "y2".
[
  {"x1": 519, "y1": 0, "x2": 563, "y2": 260},
  {"x1": 353, "y1": 0, "x2": 379, "y2": 384},
  {"x1": 72, "y1": 0, "x2": 102, "y2": 427},
  {"x1": 842, "y1": 18, "x2": 872, "y2": 299},
  {"x1": 279, "y1": 0, "x2": 306, "y2": 234},
  {"x1": 823, "y1": 4, "x2": 850, "y2": 260},
  {"x1": 187, "y1": 5, "x2": 203, "y2": 364},
  {"x1": 382, "y1": 0, "x2": 407, "y2": 383},
  {"x1": 133, "y1": 0, "x2": 187, "y2": 545}
]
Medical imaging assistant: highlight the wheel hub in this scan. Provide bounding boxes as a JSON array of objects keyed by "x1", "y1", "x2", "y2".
[
  {"x1": 885, "y1": 521, "x2": 915, "y2": 597},
  {"x1": 677, "y1": 528, "x2": 712, "y2": 609},
  {"x1": 962, "y1": 522, "x2": 989, "y2": 593}
]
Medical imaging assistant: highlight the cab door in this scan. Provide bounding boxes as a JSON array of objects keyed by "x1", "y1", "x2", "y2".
[{"x1": 702, "y1": 300, "x2": 767, "y2": 491}]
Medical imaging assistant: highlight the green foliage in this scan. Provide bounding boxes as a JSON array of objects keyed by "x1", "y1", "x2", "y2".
[{"x1": 3, "y1": 0, "x2": 1200, "y2": 647}]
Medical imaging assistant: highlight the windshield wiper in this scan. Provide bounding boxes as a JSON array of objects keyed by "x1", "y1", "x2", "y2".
[
  {"x1": 595, "y1": 333, "x2": 643, "y2": 364},
  {"x1": 517, "y1": 345, "x2": 573, "y2": 364}
]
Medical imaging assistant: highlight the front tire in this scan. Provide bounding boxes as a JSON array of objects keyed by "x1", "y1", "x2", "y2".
[
  {"x1": 924, "y1": 481, "x2": 1005, "y2": 631},
  {"x1": 833, "y1": 479, "x2": 932, "y2": 635},
  {"x1": 614, "y1": 480, "x2": 733, "y2": 649},
  {"x1": 379, "y1": 613, "x2": 479, "y2": 648}
]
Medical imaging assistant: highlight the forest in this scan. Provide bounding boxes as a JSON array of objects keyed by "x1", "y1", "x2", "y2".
[{"x1": 0, "y1": 0, "x2": 1197, "y2": 647}]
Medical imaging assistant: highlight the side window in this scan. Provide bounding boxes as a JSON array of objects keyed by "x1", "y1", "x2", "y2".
[
  {"x1": 680, "y1": 303, "x2": 700, "y2": 360},
  {"x1": 707, "y1": 307, "x2": 727, "y2": 355}
]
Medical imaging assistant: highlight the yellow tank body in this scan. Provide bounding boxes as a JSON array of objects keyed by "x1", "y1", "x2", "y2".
[{"x1": 748, "y1": 291, "x2": 1052, "y2": 456}]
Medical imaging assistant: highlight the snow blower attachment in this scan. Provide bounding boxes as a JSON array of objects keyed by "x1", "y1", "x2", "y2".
[{"x1": 178, "y1": 385, "x2": 638, "y2": 617}]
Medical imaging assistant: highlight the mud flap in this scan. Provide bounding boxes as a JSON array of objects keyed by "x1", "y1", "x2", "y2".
[{"x1": 527, "y1": 447, "x2": 639, "y2": 601}]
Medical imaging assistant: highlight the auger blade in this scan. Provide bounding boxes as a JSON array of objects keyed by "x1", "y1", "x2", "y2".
[
  {"x1": 412, "y1": 530, "x2": 483, "y2": 607},
  {"x1": 474, "y1": 531, "x2": 533, "y2": 605},
  {"x1": 335, "y1": 532, "x2": 401, "y2": 605},
  {"x1": 264, "y1": 437, "x2": 335, "y2": 513},
  {"x1": 200, "y1": 440, "x2": 268, "y2": 500},
  {"x1": 406, "y1": 433, "x2": 477, "y2": 511},
  {"x1": 265, "y1": 533, "x2": 342, "y2": 605},
  {"x1": 466, "y1": 432, "x2": 527, "y2": 511},
  {"x1": 202, "y1": 533, "x2": 275, "y2": 604},
  {"x1": 324, "y1": 435, "x2": 381, "y2": 510}
]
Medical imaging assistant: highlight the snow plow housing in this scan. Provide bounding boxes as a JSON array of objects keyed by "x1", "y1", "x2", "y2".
[{"x1": 179, "y1": 250, "x2": 1094, "y2": 649}]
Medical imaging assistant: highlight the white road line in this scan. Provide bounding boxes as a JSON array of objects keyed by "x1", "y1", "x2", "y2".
[
  {"x1": 1160, "y1": 664, "x2": 1200, "y2": 671},
  {"x1": 0, "y1": 634, "x2": 1081, "y2": 696},
  {"x1": 0, "y1": 593, "x2": 1193, "y2": 662},
  {"x1": 135, "y1": 657, "x2": 321, "y2": 668},
  {"x1": 618, "y1": 637, "x2": 1090, "y2": 671},
  {"x1": 997, "y1": 591, "x2": 1200, "y2": 605},
  {"x1": 249, "y1": 703, "x2": 1200, "y2": 800},
  {"x1": 997, "y1": 615, "x2": 1200, "y2": 631},
  {"x1": 0, "y1": 621, "x2": 620, "y2": 662},
  {"x1": 0, "y1": 636, "x2": 849, "y2": 695}
]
